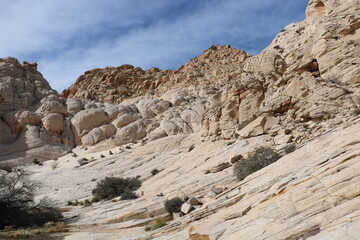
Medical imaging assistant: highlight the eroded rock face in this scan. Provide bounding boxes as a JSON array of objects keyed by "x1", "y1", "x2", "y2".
[
  {"x1": 61, "y1": 45, "x2": 250, "y2": 103},
  {"x1": 2, "y1": 0, "x2": 360, "y2": 168},
  {"x1": 0, "y1": 58, "x2": 72, "y2": 166}
]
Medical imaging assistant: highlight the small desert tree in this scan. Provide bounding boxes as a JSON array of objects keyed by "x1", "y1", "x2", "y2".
[
  {"x1": 92, "y1": 177, "x2": 141, "y2": 201},
  {"x1": 0, "y1": 168, "x2": 62, "y2": 228},
  {"x1": 234, "y1": 146, "x2": 281, "y2": 181}
]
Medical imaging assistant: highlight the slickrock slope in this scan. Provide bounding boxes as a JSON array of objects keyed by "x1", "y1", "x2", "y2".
[{"x1": 29, "y1": 115, "x2": 360, "y2": 240}]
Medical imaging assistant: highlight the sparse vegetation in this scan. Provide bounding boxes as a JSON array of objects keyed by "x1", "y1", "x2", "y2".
[
  {"x1": 84, "y1": 199, "x2": 92, "y2": 206},
  {"x1": 72, "y1": 153, "x2": 78, "y2": 158},
  {"x1": 0, "y1": 221, "x2": 68, "y2": 238},
  {"x1": 233, "y1": 146, "x2": 281, "y2": 181},
  {"x1": 33, "y1": 159, "x2": 42, "y2": 166},
  {"x1": 109, "y1": 150, "x2": 113, "y2": 155},
  {"x1": 153, "y1": 217, "x2": 167, "y2": 229},
  {"x1": 145, "y1": 217, "x2": 167, "y2": 231},
  {"x1": 120, "y1": 190, "x2": 138, "y2": 200},
  {"x1": 91, "y1": 177, "x2": 141, "y2": 201},
  {"x1": 164, "y1": 197, "x2": 184, "y2": 215},
  {"x1": 283, "y1": 144, "x2": 296, "y2": 154},
  {"x1": 347, "y1": 39, "x2": 358, "y2": 46},
  {"x1": 0, "y1": 168, "x2": 63, "y2": 229},
  {"x1": 353, "y1": 107, "x2": 360, "y2": 116},
  {"x1": 100, "y1": 154, "x2": 105, "y2": 158},
  {"x1": 151, "y1": 169, "x2": 160, "y2": 176}
]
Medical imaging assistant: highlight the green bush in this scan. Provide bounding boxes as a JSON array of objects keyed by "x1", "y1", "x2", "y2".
[
  {"x1": 164, "y1": 197, "x2": 183, "y2": 214},
  {"x1": 92, "y1": 177, "x2": 141, "y2": 201},
  {"x1": 233, "y1": 146, "x2": 281, "y2": 181},
  {"x1": 120, "y1": 190, "x2": 138, "y2": 200},
  {"x1": 153, "y1": 217, "x2": 167, "y2": 229},
  {"x1": 283, "y1": 144, "x2": 296, "y2": 154}
]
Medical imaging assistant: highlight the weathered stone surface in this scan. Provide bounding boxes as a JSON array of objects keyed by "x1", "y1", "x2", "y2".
[
  {"x1": 114, "y1": 120, "x2": 147, "y2": 145},
  {"x1": 209, "y1": 162, "x2": 231, "y2": 173},
  {"x1": 181, "y1": 203, "x2": 194, "y2": 214},
  {"x1": 188, "y1": 197, "x2": 202, "y2": 206},
  {"x1": 112, "y1": 113, "x2": 142, "y2": 129},
  {"x1": 42, "y1": 113, "x2": 64, "y2": 134},
  {"x1": 71, "y1": 109, "x2": 108, "y2": 136},
  {"x1": 66, "y1": 98, "x2": 84, "y2": 114},
  {"x1": 237, "y1": 116, "x2": 267, "y2": 138},
  {"x1": 81, "y1": 124, "x2": 116, "y2": 146}
]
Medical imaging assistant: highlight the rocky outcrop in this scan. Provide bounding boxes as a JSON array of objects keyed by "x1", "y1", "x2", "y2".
[
  {"x1": 61, "y1": 46, "x2": 250, "y2": 103},
  {"x1": 0, "y1": 58, "x2": 72, "y2": 166}
]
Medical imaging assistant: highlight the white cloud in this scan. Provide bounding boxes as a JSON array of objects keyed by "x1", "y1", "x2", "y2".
[{"x1": 0, "y1": 0, "x2": 307, "y2": 92}]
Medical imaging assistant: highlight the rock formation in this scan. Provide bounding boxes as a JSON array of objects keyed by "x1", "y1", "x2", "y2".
[
  {"x1": 0, "y1": 58, "x2": 74, "y2": 166},
  {"x1": 0, "y1": 0, "x2": 359, "y2": 239}
]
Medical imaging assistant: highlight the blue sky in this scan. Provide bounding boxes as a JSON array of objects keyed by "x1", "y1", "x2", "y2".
[{"x1": 0, "y1": 0, "x2": 308, "y2": 92}]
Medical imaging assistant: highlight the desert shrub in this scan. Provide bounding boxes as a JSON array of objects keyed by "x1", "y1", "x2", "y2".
[
  {"x1": 0, "y1": 168, "x2": 63, "y2": 229},
  {"x1": 153, "y1": 217, "x2": 167, "y2": 229},
  {"x1": 109, "y1": 150, "x2": 113, "y2": 155},
  {"x1": 151, "y1": 169, "x2": 160, "y2": 176},
  {"x1": 283, "y1": 144, "x2": 296, "y2": 154},
  {"x1": 100, "y1": 154, "x2": 105, "y2": 158},
  {"x1": 233, "y1": 146, "x2": 281, "y2": 181},
  {"x1": 32, "y1": 159, "x2": 43, "y2": 166},
  {"x1": 164, "y1": 197, "x2": 183, "y2": 214},
  {"x1": 120, "y1": 190, "x2": 138, "y2": 200},
  {"x1": 72, "y1": 153, "x2": 78, "y2": 157},
  {"x1": 145, "y1": 217, "x2": 167, "y2": 231},
  {"x1": 353, "y1": 108, "x2": 360, "y2": 116},
  {"x1": 92, "y1": 177, "x2": 141, "y2": 201}
]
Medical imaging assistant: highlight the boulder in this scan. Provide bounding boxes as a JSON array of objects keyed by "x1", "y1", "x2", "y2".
[
  {"x1": 71, "y1": 108, "x2": 108, "y2": 136},
  {"x1": 188, "y1": 197, "x2": 203, "y2": 206},
  {"x1": 237, "y1": 116, "x2": 267, "y2": 138},
  {"x1": 136, "y1": 99, "x2": 171, "y2": 119},
  {"x1": 147, "y1": 129, "x2": 168, "y2": 141},
  {"x1": 104, "y1": 106, "x2": 120, "y2": 121},
  {"x1": 160, "y1": 120, "x2": 180, "y2": 136},
  {"x1": 112, "y1": 113, "x2": 142, "y2": 128},
  {"x1": 181, "y1": 202, "x2": 194, "y2": 214},
  {"x1": 81, "y1": 124, "x2": 116, "y2": 146},
  {"x1": 3, "y1": 110, "x2": 42, "y2": 135},
  {"x1": 42, "y1": 113, "x2": 64, "y2": 134},
  {"x1": 66, "y1": 98, "x2": 84, "y2": 114},
  {"x1": 114, "y1": 120, "x2": 147, "y2": 145},
  {"x1": 36, "y1": 100, "x2": 68, "y2": 116}
]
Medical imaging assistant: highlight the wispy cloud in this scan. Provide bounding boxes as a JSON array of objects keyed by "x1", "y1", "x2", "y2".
[{"x1": 0, "y1": 0, "x2": 308, "y2": 92}]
